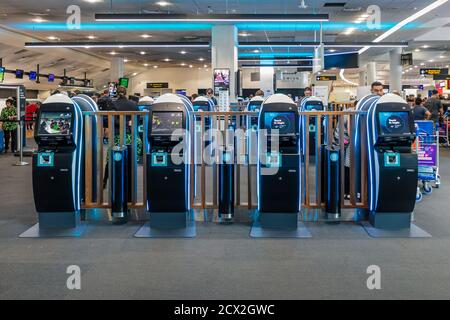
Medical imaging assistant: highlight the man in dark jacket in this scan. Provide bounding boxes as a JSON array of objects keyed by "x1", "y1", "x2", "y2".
[{"x1": 425, "y1": 90, "x2": 443, "y2": 125}]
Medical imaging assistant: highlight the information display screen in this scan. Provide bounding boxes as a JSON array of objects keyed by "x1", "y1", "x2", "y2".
[
  {"x1": 48, "y1": 74, "x2": 55, "y2": 82},
  {"x1": 15, "y1": 69, "x2": 24, "y2": 79},
  {"x1": 214, "y1": 69, "x2": 230, "y2": 95},
  {"x1": 264, "y1": 112, "x2": 296, "y2": 135},
  {"x1": 29, "y1": 71, "x2": 37, "y2": 81},
  {"x1": 119, "y1": 77, "x2": 129, "y2": 88},
  {"x1": 0, "y1": 67, "x2": 5, "y2": 83},
  {"x1": 378, "y1": 112, "x2": 411, "y2": 135},
  {"x1": 152, "y1": 112, "x2": 183, "y2": 135},
  {"x1": 38, "y1": 112, "x2": 72, "y2": 136}
]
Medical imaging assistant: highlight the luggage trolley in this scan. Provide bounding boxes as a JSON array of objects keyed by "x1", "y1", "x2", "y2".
[{"x1": 415, "y1": 120, "x2": 441, "y2": 202}]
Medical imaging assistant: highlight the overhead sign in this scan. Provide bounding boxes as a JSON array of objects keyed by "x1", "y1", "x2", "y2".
[
  {"x1": 147, "y1": 82, "x2": 169, "y2": 89},
  {"x1": 316, "y1": 75, "x2": 337, "y2": 81},
  {"x1": 433, "y1": 74, "x2": 450, "y2": 80},
  {"x1": 420, "y1": 68, "x2": 449, "y2": 76}
]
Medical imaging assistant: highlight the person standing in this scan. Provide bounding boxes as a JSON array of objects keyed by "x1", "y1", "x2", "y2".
[
  {"x1": 413, "y1": 98, "x2": 431, "y2": 121},
  {"x1": 425, "y1": 90, "x2": 443, "y2": 125},
  {"x1": 0, "y1": 99, "x2": 18, "y2": 153},
  {"x1": 206, "y1": 88, "x2": 218, "y2": 106}
]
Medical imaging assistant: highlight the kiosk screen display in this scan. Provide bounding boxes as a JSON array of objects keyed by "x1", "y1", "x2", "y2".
[
  {"x1": 264, "y1": 112, "x2": 296, "y2": 135},
  {"x1": 152, "y1": 112, "x2": 183, "y2": 135},
  {"x1": 304, "y1": 101, "x2": 324, "y2": 111},
  {"x1": 379, "y1": 112, "x2": 411, "y2": 135},
  {"x1": 248, "y1": 101, "x2": 263, "y2": 111},
  {"x1": 38, "y1": 112, "x2": 72, "y2": 136},
  {"x1": 0, "y1": 67, "x2": 5, "y2": 83}
]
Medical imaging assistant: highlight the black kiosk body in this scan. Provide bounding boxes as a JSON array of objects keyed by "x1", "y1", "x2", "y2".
[
  {"x1": 252, "y1": 94, "x2": 309, "y2": 237},
  {"x1": 24, "y1": 94, "x2": 84, "y2": 237},
  {"x1": 365, "y1": 94, "x2": 418, "y2": 230},
  {"x1": 137, "y1": 93, "x2": 195, "y2": 237}
]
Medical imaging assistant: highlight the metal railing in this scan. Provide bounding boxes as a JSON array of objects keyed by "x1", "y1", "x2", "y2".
[
  {"x1": 82, "y1": 111, "x2": 149, "y2": 209},
  {"x1": 300, "y1": 110, "x2": 368, "y2": 209},
  {"x1": 80, "y1": 110, "x2": 368, "y2": 211}
]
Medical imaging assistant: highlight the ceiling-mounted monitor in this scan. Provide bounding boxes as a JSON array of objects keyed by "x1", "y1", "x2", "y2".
[{"x1": 324, "y1": 52, "x2": 359, "y2": 69}]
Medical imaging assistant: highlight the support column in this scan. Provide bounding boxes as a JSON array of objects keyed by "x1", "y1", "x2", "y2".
[
  {"x1": 300, "y1": 72, "x2": 310, "y2": 88},
  {"x1": 389, "y1": 48, "x2": 403, "y2": 93},
  {"x1": 367, "y1": 62, "x2": 377, "y2": 85},
  {"x1": 110, "y1": 57, "x2": 124, "y2": 82},
  {"x1": 259, "y1": 67, "x2": 275, "y2": 96},
  {"x1": 359, "y1": 70, "x2": 367, "y2": 86},
  {"x1": 211, "y1": 25, "x2": 238, "y2": 102}
]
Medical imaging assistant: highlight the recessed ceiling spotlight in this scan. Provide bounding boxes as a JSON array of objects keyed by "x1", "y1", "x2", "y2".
[
  {"x1": 143, "y1": 63, "x2": 149, "y2": 67},
  {"x1": 180, "y1": 51, "x2": 187, "y2": 54},
  {"x1": 140, "y1": 34, "x2": 152, "y2": 38},
  {"x1": 163, "y1": 58, "x2": 171, "y2": 62},
  {"x1": 132, "y1": 72, "x2": 138, "y2": 76},
  {"x1": 189, "y1": 65, "x2": 193, "y2": 68},
  {"x1": 204, "y1": 64, "x2": 208, "y2": 68},
  {"x1": 414, "y1": 65, "x2": 418, "y2": 68},
  {"x1": 422, "y1": 45, "x2": 429, "y2": 48},
  {"x1": 198, "y1": 57, "x2": 205, "y2": 61},
  {"x1": 124, "y1": 59, "x2": 129, "y2": 62},
  {"x1": 47, "y1": 36, "x2": 58, "y2": 40},
  {"x1": 429, "y1": 59, "x2": 434, "y2": 62},
  {"x1": 109, "y1": 51, "x2": 117, "y2": 55},
  {"x1": 32, "y1": 17, "x2": 47, "y2": 23},
  {"x1": 446, "y1": 65, "x2": 450, "y2": 68},
  {"x1": 156, "y1": 1, "x2": 172, "y2": 6},
  {"x1": 439, "y1": 55, "x2": 446, "y2": 59},
  {"x1": 140, "y1": 51, "x2": 146, "y2": 55},
  {"x1": 344, "y1": 27, "x2": 356, "y2": 35},
  {"x1": 87, "y1": 35, "x2": 97, "y2": 40},
  {"x1": 414, "y1": 48, "x2": 420, "y2": 52},
  {"x1": 153, "y1": 65, "x2": 158, "y2": 68},
  {"x1": 181, "y1": 63, "x2": 186, "y2": 66},
  {"x1": 420, "y1": 62, "x2": 425, "y2": 66}
]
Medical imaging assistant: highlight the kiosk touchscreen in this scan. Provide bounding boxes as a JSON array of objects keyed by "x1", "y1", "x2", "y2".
[
  {"x1": 31, "y1": 94, "x2": 83, "y2": 232},
  {"x1": 366, "y1": 94, "x2": 418, "y2": 229}
]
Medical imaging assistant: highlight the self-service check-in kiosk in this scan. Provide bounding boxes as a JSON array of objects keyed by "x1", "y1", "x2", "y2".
[
  {"x1": 21, "y1": 94, "x2": 85, "y2": 237},
  {"x1": 300, "y1": 96, "x2": 324, "y2": 157},
  {"x1": 251, "y1": 94, "x2": 310, "y2": 238},
  {"x1": 360, "y1": 94, "x2": 430, "y2": 237},
  {"x1": 135, "y1": 93, "x2": 195, "y2": 238},
  {"x1": 247, "y1": 96, "x2": 265, "y2": 130},
  {"x1": 138, "y1": 96, "x2": 154, "y2": 112}
]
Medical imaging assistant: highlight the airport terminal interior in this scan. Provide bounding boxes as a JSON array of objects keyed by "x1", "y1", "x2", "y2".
[{"x1": 2, "y1": 0, "x2": 450, "y2": 301}]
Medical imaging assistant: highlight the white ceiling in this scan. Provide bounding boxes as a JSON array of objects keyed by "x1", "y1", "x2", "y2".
[{"x1": 0, "y1": 0, "x2": 449, "y2": 89}]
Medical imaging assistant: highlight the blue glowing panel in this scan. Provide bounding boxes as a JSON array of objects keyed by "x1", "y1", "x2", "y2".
[
  {"x1": 378, "y1": 112, "x2": 411, "y2": 135},
  {"x1": 264, "y1": 112, "x2": 296, "y2": 135}
]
